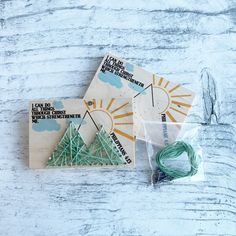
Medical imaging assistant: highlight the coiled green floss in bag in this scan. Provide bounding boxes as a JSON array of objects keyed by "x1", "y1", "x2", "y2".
[{"x1": 156, "y1": 141, "x2": 201, "y2": 180}]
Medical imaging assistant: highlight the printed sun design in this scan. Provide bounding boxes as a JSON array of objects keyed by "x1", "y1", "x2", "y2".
[
  {"x1": 83, "y1": 99, "x2": 134, "y2": 141},
  {"x1": 152, "y1": 75, "x2": 192, "y2": 125}
]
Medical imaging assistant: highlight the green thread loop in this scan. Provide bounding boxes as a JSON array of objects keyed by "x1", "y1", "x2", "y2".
[{"x1": 156, "y1": 141, "x2": 201, "y2": 179}]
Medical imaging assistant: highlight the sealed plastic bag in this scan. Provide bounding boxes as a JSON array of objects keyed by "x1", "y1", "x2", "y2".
[{"x1": 143, "y1": 121, "x2": 204, "y2": 185}]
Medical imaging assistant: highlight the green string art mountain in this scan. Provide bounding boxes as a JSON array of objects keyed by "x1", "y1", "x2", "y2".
[
  {"x1": 47, "y1": 121, "x2": 87, "y2": 167},
  {"x1": 47, "y1": 121, "x2": 126, "y2": 167},
  {"x1": 82, "y1": 127, "x2": 126, "y2": 166}
]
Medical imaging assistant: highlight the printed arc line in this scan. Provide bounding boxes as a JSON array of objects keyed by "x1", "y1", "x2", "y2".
[
  {"x1": 93, "y1": 99, "x2": 96, "y2": 109},
  {"x1": 83, "y1": 100, "x2": 90, "y2": 110},
  {"x1": 106, "y1": 98, "x2": 115, "y2": 111},
  {"x1": 110, "y1": 102, "x2": 129, "y2": 114},
  {"x1": 114, "y1": 112, "x2": 133, "y2": 119},
  {"x1": 171, "y1": 94, "x2": 192, "y2": 98},
  {"x1": 170, "y1": 107, "x2": 187, "y2": 116},
  {"x1": 114, "y1": 122, "x2": 134, "y2": 125},
  {"x1": 113, "y1": 128, "x2": 135, "y2": 141},
  {"x1": 158, "y1": 77, "x2": 164, "y2": 86},
  {"x1": 164, "y1": 81, "x2": 170, "y2": 88},
  {"x1": 169, "y1": 84, "x2": 181, "y2": 93},
  {"x1": 100, "y1": 99, "x2": 103, "y2": 108},
  {"x1": 172, "y1": 100, "x2": 191, "y2": 108}
]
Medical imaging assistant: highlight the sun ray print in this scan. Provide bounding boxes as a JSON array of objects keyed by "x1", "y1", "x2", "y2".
[
  {"x1": 83, "y1": 100, "x2": 90, "y2": 110},
  {"x1": 110, "y1": 102, "x2": 129, "y2": 114},
  {"x1": 166, "y1": 111, "x2": 181, "y2": 129},
  {"x1": 114, "y1": 112, "x2": 133, "y2": 119},
  {"x1": 100, "y1": 99, "x2": 103, "y2": 108},
  {"x1": 171, "y1": 100, "x2": 191, "y2": 108},
  {"x1": 83, "y1": 99, "x2": 134, "y2": 142},
  {"x1": 164, "y1": 81, "x2": 170, "y2": 88},
  {"x1": 171, "y1": 94, "x2": 192, "y2": 98},
  {"x1": 113, "y1": 128, "x2": 135, "y2": 141},
  {"x1": 93, "y1": 99, "x2": 96, "y2": 109},
  {"x1": 170, "y1": 107, "x2": 187, "y2": 116},
  {"x1": 106, "y1": 98, "x2": 115, "y2": 111},
  {"x1": 152, "y1": 76, "x2": 193, "y2": 127},
  {"x1": 158, "y1": 77, "x2": 164, "y2": 86},
  {"x1": 168, "y1": 84, "x2": 181, "y2": 93}
]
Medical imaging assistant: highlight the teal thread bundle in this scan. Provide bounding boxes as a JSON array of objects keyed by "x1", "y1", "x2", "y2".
[{"x1": 156, "y1": 141, "x2": 201, "y2": 179}]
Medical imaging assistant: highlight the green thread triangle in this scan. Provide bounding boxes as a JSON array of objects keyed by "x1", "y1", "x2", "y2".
[
  {"x1": 82, "y1": 127, "x2": 126, "y2": 166},
  {"x1": 47, "y1": 123, "x2": 126, "y2": 167},
  {"x1": 47, "y1": 121, "x2": 86, "y2": 167}
]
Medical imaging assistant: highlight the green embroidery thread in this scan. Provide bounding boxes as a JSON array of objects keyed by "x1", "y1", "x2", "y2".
[
  {"x1": 47, "y1": 122, "x2": 126, "y2": 167},
  {"x1": 156, "y1": 141, "x2": 201, "y2": 179}
]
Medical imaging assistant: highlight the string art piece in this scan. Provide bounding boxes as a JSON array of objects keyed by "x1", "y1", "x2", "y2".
[
  {"x1": 155, "y1": 141, "x2": 201, "y2": 181},
  {"x1": 47, "y1": 122, "x2": 126, "y2": 167},
  {"x1": 83, "y1": 127, "x2": 126, "y2": 166},
  {"x1": 47, "y1": 121, "x2": 86, "y2": 167}
]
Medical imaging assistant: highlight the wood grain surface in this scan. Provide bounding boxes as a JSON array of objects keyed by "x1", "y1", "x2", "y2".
[{"x1": 0, "y1": 0, "x2": 235, "y2": 235}]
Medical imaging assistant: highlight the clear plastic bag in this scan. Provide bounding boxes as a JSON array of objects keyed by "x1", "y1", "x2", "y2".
[{"x1": 143, "y1": 121, "x2": 204, "y2": 185}]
